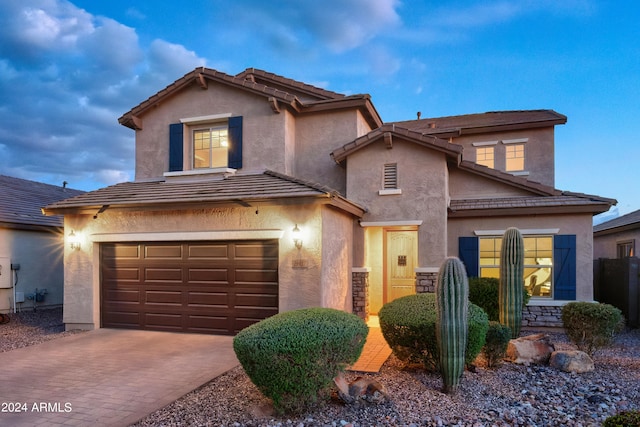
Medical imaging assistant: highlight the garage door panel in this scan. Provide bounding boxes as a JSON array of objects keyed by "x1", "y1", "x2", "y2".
[
  {"x1": 145, "y1": 267, "x2": 183, "y2": 282},
  {"x1": 188, "y1": 244, "x2": 230, "y2": 259},
  {"x1": 145, "y1": 245, "x2": 183, "y2": 259},
  {"x1": 102, "y1": 240, "x2": 279, "y2": 335}
]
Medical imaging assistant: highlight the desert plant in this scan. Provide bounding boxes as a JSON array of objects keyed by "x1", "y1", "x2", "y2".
[
  {"x1": 379, "y1": 293, "x2": 488, "y2": 372},
  {"x1": 603, "y1": 410, "x2": 640, "y2": 427},
  {"x1": 481, "y1": 321, "x2": 512, "y2": 368},
  {"x1": 561, "y1": 301, "x2": 625, "y2": 356},
  {"x1": 469, "y1": 277, "x2": 530, "y2": 322},
  {"x1": 233, "y1": 307, "x2": 368, "y2": 414},
  {"x1": 499, "y1": 227, "x2": 525, "y2": 338},
  {"x1": 436, "y1": 257, "x2": 469, "y2": 393}
]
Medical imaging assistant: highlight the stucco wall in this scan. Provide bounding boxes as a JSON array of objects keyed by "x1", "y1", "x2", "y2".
[
  {"x1": 451, "y1": 128, "x2": 555, "y2": 187},
  {"x1": 134, "y1": 83, "x2": 288, "y2": 179},
  {"x1": 594, "y1": 228, "x2": 640, "y2": 259},
  {"x1": 448, "y1": 213, "x2": 596, "y2": 301},
  {"x1": 320, "y1": 207, "x2": 353, "y2": 311},
  {"x1": 449, "y1": 167, "x2": 535, "y2": 199},
  {"x1": 346, "y1": 139, "x2": 449, "y2": 267},
  {"x1": 62, "y1": 203, "x2": 354, "y2": 330},
  {"x1": 0, "y1": 228, "x2": 64, "y2": 312}
]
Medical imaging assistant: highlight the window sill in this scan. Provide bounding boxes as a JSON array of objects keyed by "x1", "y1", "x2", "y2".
[
  {"x1": 508, "y1": 170, "x2": 530, "y2": 177},
  {"x1": 378, "y1": 189, "x2": 402, "y2": 196},
  {"x1": 164, "y1": 168, "x2": 237, "y2": 181}
]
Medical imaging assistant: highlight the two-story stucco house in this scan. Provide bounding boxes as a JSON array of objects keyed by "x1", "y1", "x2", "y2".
[{"x1": 44, "y1": 67, "x2": 615, "y2": 333}]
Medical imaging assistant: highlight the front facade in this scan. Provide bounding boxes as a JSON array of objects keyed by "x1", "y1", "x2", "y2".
[{"x1": 45, "y1": 67, "x2": 614, "y2": 333}]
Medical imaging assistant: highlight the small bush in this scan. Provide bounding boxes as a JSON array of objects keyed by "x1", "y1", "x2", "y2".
[
  {"x1": 233, "y1": 307, "x2": 368, "y2": 414},
  {"x1": 379, "y1": 293, "x2": 489, "y2": 371},
  {"x1": 482, "y1": 321, "x2": 512, "y2": 368},
  {"x1": 469, "y1": 277, "x2": 530, "y2": 322},
  {"x1": 561, "y1": 302, "x2": 625, "y2": 356},
  {"x1": 603, "y1": 410, "x2": 640, "y2": 427}
]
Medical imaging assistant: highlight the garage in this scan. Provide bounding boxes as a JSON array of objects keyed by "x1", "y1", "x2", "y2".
[{"x1": 101, "y1": 240, "x2": 278, "y2": 335}]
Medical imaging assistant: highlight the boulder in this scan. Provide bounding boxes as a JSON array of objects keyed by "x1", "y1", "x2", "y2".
[
  {"x1": 334, "y1": 373, "x2": 387, "y2": 404},
  {"x1": 506, "y1": 333, "x2": 555, "y2": 365},
  {"x1": 550, "y1": 350, "x2": 594, "y2": 373}
]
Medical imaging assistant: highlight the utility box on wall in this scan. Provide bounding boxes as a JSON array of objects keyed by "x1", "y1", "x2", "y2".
[{"x1": 0, "y1": 257, "x2": 11, "y2": 289}]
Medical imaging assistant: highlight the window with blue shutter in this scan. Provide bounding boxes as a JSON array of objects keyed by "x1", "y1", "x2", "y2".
[
  {"x1": 228, "y1": 116, "x2": 243, "y2": 169},
  {"x1": 553, "y1": 234, "x2": 576, "y2": 300},
  {"x1": 169, "y1": 123, "x2": 184, "y2": 171},
  {"x1": 459, "y1": 236, "x2": 479, "y2": 278}
]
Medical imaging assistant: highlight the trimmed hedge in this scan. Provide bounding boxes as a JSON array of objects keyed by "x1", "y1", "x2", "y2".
[
  {"x1": 379, "y1": 293, "x2": 489, "y2": 371},
  {"x1": 233, "y1": 308, "x2": 368, "y2": 414},
  {"x1": 482, "y1": 321, "x2": 512, "y2": 368},
  {"x1": 469, "y1": 277, "x2": 531, "y2": 322},
  {"x1": 603, "y1": 410, "x2": 640, "y2": 427},
  {"x1": 561, "y1": 302, "x2": 624, "y2": 356}
]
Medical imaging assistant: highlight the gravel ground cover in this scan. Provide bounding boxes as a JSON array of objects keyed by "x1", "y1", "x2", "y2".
[
  {"x1": 2, "y1": 310, "x2": 638, "y2": 426},
  {"x1": 134, "y1": 328, "x2": 640, "y2": 427},
  {"x1": 0, "y1": 308, "x2": 84, "y2": 353}
]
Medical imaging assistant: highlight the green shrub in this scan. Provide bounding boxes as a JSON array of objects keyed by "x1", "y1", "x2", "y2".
[
  {"x1": 379, "y1": 293, "x2": 489, "y2": 371},
  {"x1": 603, "y1": 410, "x2": 640, "y2": 427},
  {"x1": 561, "y1": 301, "x2": 625, "y2": 356},
  {"x1": 482, "y1": 321, "x2": 512, "y2": 368},
  {"x1": 233, "y1": 307, "x2": 368, "y2": 414},
  {"x1": 469, "y1": 277, "x2": 531, "y2": 322}
]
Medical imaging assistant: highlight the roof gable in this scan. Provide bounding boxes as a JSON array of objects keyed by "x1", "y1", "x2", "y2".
[{"x1": 0, "y1": 175, "x2": 84, "y2": 229}]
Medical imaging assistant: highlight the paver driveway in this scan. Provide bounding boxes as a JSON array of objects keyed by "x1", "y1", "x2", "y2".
[{"x1": 0, "y1": 328, "x2": 238, "y2": 426}]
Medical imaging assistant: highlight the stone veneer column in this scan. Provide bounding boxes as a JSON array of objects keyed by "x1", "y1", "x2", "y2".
[
  {"x1": 415, "y1": 268, "x2": 438, "y2": 293},
  {"x1": 352, "y1": 268, "x2": 370, "y2": 321}
]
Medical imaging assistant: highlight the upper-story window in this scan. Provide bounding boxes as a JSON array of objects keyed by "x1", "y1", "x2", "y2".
[
  {"x1": 503, "y1": 139, "x2": 527, "y2": 172},
  {"x1": 193, "y1": 125, "x2": 228, "y2": 169},
  {"x1": 476, "y1": 146, "x2": 494, "y2": 168},
  {"x1": 168, "y1": 115, "x2": 243, "y2": 173}
]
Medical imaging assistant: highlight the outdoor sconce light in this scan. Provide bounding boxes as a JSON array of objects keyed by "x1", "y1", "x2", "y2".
[
  {"x1": 68, "y1": 230, "x2": 81, "y2": 251},
  {"x1": 292, "y1": 224, "x2": 303, "y2": 249}
]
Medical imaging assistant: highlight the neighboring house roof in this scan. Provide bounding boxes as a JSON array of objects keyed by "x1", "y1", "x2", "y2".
[
  {"x1": 42, "y1": 171, "x2": 366, "y2": 218},
  {"x1": 391, "y1": 110, "x2": 567, "y2": 138},
  {"x1": 119, "y1": 67, "x2": 382, "y2": 131},
  {"x1": 593, "y1": 208, "x2": 640, "y2": 235},
  {"x1": 0, "y1": 175, "x2": 84, "y2": 230}
]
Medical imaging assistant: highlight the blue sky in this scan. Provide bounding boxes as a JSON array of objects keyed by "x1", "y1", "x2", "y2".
[{"x1": 1, "y1": 0, "x2": 638, "y2": 223}]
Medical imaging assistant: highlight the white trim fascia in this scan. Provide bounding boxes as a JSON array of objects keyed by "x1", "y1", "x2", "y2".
[
  {"x1": 378, "y1": 189, "x2": 402, "y2": 195},
  {"x1": 180, "y1": 113, "x2": 232, "y2": 124},
  {"x1": 501, "y1": 138, "x2": 528, "y2": 144},
  {"x1": 352, "y1": 267, "x2": 371, "y2": 273},
  {"x1": 91, "y1": 229, "x2": 284, "y2": 242},
  {"x1": 474, "y1": 228, "x2": 560, "y2": 236},
  {"x1": 415, "y1": 267, "x2": 439, "y2": 273},
  {"x1": 472, "y1": 141, "x2": 499, "y2": 147},
  {"x1": 360, "y1": 220, "x2": 423, "y2": 227}
]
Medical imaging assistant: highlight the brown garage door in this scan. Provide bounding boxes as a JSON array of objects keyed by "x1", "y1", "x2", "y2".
[{"x1": 101, "y1": 240, "x2": 278, "y2": 335}]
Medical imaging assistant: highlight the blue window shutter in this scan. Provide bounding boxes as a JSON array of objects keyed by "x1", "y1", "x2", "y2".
[
  {"x1": 169, "y1": 123, "x2": 183, "y2": 172},
  {"x1": 459, "y1": 237, "x2": 479, "y2": 278},
  {"x1": 554, "y1": 234, "x2": 576, "y2": 300},
  {"x1": 228, "y1": 116, "x2": 243, "y2": 169}
]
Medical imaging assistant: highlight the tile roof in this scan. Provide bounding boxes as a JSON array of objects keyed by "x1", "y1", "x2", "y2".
[
  {"x1": 236, "y1": 68, "x2": 345, "y2": 100},
  {"x1": 0, "y1": 175, "x2": 84, "y2": 229},
  {"x1": 449, "y1": 193, "x2": 615, "y2": 217},
  {"x1": 390, "y1": 110, "x2": 567, "y2": 137},
  {"x1": 43, "y1": 171, "x2": 365, "y2": 217},
  {"x1": 593, "y1": 208, "x2": 640, "y2": 233}
]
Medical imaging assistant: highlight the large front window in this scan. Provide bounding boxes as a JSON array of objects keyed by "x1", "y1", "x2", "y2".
[
  {"x1": 193, "y1": 126, "x2": 228, "y2": 169},
  {"x1": 479, "y1": 235, "x2": 553, "y2": 297}
]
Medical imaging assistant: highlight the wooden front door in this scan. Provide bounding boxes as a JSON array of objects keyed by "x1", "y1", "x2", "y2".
[{"x1": 384, "y1": 230, "x2": 417, "y2": 304}]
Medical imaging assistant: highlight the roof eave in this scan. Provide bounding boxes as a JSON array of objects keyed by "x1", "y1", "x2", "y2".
[{"x1": 448, "y1": 203, "x2": 614, "y2": 218}]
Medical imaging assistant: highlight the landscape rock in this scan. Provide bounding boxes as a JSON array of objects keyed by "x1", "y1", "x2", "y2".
[
  {"x1": 550, "y1": 350, "x2": 595, "y2": 373},
  {"x1": 506, "y1": 333, "x2": 555, "y2": 365}
]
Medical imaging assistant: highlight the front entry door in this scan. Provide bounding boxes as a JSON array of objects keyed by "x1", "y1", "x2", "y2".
[{"x1": 384, "y1": 229, "x2": 417, "y2": 304}]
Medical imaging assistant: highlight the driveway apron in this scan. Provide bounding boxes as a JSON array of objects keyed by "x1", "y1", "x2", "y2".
[{"x1": 0, "y1": 328, "x2": 238, "y2": 426}]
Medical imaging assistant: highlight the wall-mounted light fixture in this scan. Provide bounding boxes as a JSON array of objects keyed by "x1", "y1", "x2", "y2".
[
  {"x1": 68, "y1": 230, "x2": 81, "y2": 251},
  {"x1": 292, "y1": 224, "x2": 302, "y2": 249}
]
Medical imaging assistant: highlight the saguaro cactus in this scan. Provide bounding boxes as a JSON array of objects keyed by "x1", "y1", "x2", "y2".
[
  {"x1": 436, "y1": 257, "x2": 469, "y2": 394},
  {"x1": 499, "y1": 227, "x2": 525, "y2": 339}
]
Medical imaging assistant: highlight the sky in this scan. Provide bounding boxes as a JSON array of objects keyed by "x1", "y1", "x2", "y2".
[{"x1": 1, "y1": 0, "x2": 638, "y2": 223}]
